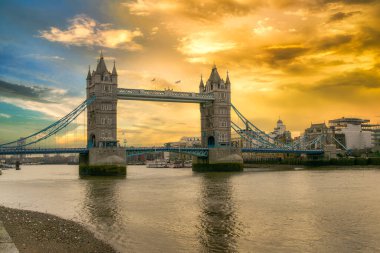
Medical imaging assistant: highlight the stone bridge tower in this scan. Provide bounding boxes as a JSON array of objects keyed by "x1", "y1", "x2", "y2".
[
  {"x1": 195, "y1": 65, "x2": 243, "y2": 172},
  {"x1": 199, "y1": 65, "x2": 231, "y2": 147},
  {"x1": 86, "y1": 51, "x2": 118, "y2": 148},
  {"x1": 80, "y1": 52, "x2": 126, "y2": 177}
]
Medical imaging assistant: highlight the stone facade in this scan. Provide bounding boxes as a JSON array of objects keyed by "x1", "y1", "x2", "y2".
[
  {"x1": 199, "y1": 66, "x2": 231, "y2": 148},
  {"x1": 86, "y1": 52, "x2": 118, "y2": 148},
  {"x1": 82, "y1": 52, "x2": 126, "y2": 176}
]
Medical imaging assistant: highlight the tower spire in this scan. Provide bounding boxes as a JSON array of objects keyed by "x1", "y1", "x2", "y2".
[
  {"x1": 86, "y1": 65, "x2": 91, "y2": 80},
  {"x1": 226, "y1": 70, "x2": 230, "y2": 85},
  {"x1": 112, "y1": 60, "x2": 118, "y2": 76},
  {"x1": 95, "y1": 51, "x2": 108, "y2": 74}
]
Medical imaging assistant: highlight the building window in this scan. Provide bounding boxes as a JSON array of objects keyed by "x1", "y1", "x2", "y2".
[
  {"x1": 219, "y1": 108, "x2": 228, "y2": 115},
  {"x1": 103, "y1": 85, "x2": 112, "y2": 93},
  {"x1": 218, "y1": 133, "x2": 227, "y2": 142},
  {"x1": 101, "y1": 104, "x2": 113, "y2": 111},
  {"x1": 220, "y1": 121, "x2": 227, "y2": 127}
]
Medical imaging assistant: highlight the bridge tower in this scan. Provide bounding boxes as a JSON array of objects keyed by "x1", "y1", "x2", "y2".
[
  {"x1": 86, "y1": 51, "x2": 118, "y2": 148},
  {"x1": 195, "y1": 65, "x2": 243, "y2": 171},
  {"x1": 79, "y1": 52, "x2": 126, "y2": 176},
  {"x1": 200, "y1": 65, "x2": 231, "y2": 147}
]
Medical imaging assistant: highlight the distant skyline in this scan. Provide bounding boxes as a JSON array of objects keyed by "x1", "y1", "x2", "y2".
[{"x1": 1, "y1": 0, "x2": 380, "y2": 145}]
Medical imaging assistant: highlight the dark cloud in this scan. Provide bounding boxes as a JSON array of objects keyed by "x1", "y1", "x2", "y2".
[
  {"x1": 316, "y1": 34, "x2": 353, "y2": 50},
  {"x1": 263, "y1": 46, "x2": 310, "y2": 67},
  {"x1": 314, "y1": 69, "x2": 380, "y2": 90},
  {"x1": 281, "y1": 69, "x2": 380, "y2": 92},
  {"x1": 0, "y1": 79, "x2": 64, "y2": 103},
  {"x1": 358, "y1": 26, "x2": 380, "y2": 49},
  {"x1": 327, "y1": 11, "x2": 361, "y2": 23},
  {"x1": 333, "y1": 0, "x2": 377, "y2": 4}
]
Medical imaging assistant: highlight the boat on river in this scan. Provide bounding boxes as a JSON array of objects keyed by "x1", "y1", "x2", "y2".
[
  {"x1": 146, "y1": 160, "x2": 169, "y2": 168},
  {"x1": 0, "y1": 163, "x2": 15, "y2": 169},
  {"x1": 169, "y1": 160, "x2": 193, "y2": 168}
]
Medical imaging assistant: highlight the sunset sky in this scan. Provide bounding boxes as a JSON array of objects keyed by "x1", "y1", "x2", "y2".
[{"x1": 1, "y1": 0, "x2": 380, "y2": 146}]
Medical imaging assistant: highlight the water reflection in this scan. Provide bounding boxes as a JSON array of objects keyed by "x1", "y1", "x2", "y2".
[
  {"x1": 81, "y1": 178, "x2": 122, "y2": 227},
  {"x1": 198, "y1": 173, "x2": 239, "y2": 252}
]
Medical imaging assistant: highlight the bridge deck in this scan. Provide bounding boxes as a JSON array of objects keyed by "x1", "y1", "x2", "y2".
[
  {"x1": 0, "y1": 148, "x2": 89, "y2": 155},
  {"x1": 117, "y1": 88, "x2": 214, "y2": 103},
  {"x1": 0, "y1": 147, "x2": 324, "y2": 156}
]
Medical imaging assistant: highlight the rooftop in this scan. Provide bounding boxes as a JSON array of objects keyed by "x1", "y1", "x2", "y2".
[{"x1": 329, "y1": 117, "x2": 370, "y2": 125}]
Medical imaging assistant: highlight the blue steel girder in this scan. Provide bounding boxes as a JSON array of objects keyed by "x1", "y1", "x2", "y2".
[
  {"x1": 126, "y1": 147, "x2": 209, "y2": 158},
  {"x1": 0, "y1": 148, "x2": 89, "y2": 155},
  {"x1": 117, "y1": 88, "x2": 214, "y2": 103}
]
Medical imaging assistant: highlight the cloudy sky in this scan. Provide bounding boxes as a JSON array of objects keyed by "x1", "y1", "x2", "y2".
[{"x1": 1, "y1": 0, "x2": 380, "y2": 146}]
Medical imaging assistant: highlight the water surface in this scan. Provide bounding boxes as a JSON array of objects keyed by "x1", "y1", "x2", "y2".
[{"x1": 1, "y1": 165, "x2": 380, "y2": 252}]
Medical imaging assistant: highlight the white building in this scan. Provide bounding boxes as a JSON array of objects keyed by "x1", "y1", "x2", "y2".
[
  {"x1": 270, "y1": 119, "x2": 292, "y2": 144},
  {"x1": 329, "y1": 118, "x2": 373, "y2": 150},
  {"x1": 271, "y1": 119, "x2": 286, "y2": 136}
]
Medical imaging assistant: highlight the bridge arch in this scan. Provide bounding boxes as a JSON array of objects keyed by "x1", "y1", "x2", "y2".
[
  {"x1": 89, "y1": 134, "x2": 96, "y2": 148},
  {"x1": 207, "y1": 136, "x2": 215, "y2": 148}
]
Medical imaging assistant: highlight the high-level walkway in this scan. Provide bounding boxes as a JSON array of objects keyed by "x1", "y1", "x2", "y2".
[{"x1": 117, "y1": 88, "x2": 215, "y2": 103}]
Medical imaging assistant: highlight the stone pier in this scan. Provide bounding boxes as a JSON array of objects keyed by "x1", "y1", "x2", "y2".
[
  {"x1": 193, "y1": 147, "x2": 243, "y2": 172},
  {"x1": 79, "y1": 148, "x2": 126, "y2": 177}
]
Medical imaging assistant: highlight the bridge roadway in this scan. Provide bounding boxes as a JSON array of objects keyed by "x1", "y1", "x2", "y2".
[
  {"x1": 117, "y1": 88, "x2": 215, "y2": 103},
  {"x1": 0, "y1": 147, "x2": 324, "y2": 156}
]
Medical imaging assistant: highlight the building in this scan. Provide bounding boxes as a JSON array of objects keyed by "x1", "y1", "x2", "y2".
[
  {"x1": 231, "y1": 128, "x2": 287, "y2": 160},
  {"x1": 199, "y1": 66, "x2": 231, "y2": 147},
  {"x1": 86, "y1": 51, "x2": 118, "y2": 148},
  {"x1": 361, "y1": 123, "x2": 380, "y2": 151},
  {"x1": 164, "y1": 136, "x2": 201, "y2": 161},
  {"x1": 329, "y1": 117, "x2": 373, "y2": 150},
  {"x1": 269, "y1": 119, "x2": 292, "y2": 144},
  {"x1": 179, "y1": 136, "x2": 201, "y2": 147},
  {"x1": 303, "y1": 123, "x2": 334, "y2": 149}
]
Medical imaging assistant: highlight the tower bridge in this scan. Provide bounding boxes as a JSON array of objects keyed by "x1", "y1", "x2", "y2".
[{"x1": 0, "y1": 52, "x2": 330, "y2": 176}]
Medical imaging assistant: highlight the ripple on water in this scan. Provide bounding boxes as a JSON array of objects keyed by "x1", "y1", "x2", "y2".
[{"x1": 1, "y1": 165, "x2": 380, "y2": 252}]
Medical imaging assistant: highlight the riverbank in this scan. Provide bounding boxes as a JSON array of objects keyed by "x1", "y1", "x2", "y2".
[{"x1": 0, "y1": 205, "x2": 116, "y2": 253}]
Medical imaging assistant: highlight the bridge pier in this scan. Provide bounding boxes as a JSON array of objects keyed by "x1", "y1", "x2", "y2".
[
  {"x1": 192, "y1": 147, "x2": 243, "y2": 172},
  {"x1": 79, "y1": 148, "x2": 126, "y2": 177}
]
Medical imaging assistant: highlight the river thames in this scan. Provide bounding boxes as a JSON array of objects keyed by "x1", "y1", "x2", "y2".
[{"x1": 1, "y1": 165, "x2": 380, "y2": 252}]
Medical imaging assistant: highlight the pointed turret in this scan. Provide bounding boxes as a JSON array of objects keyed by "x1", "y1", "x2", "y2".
[
  {"x1": 86, "y1": 66, "x2": 91, "y2": 80},
  {"x1": 199, "y1": 74, "x2": 204, "y2": 92},
  {"x1": 95, "y1": 50, "x2": 108, "y2": 74},
  {"x1": 208, "y1": 64, "x2": 221, "y2": 84},
  {"x1": 225, "y1": 70, "x2": 230, "y2": 85},
  {"x1": 112, "y1": 61, "x2": 118, "y2": 76}
]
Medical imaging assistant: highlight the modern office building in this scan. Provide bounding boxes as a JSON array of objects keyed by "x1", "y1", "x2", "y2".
[
  {"x1": 362, "y1": 123, "x2": 380, "y2": 151},
  {"x1": 329, "y1": 117, "x2": 373, "y2": 150}
]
